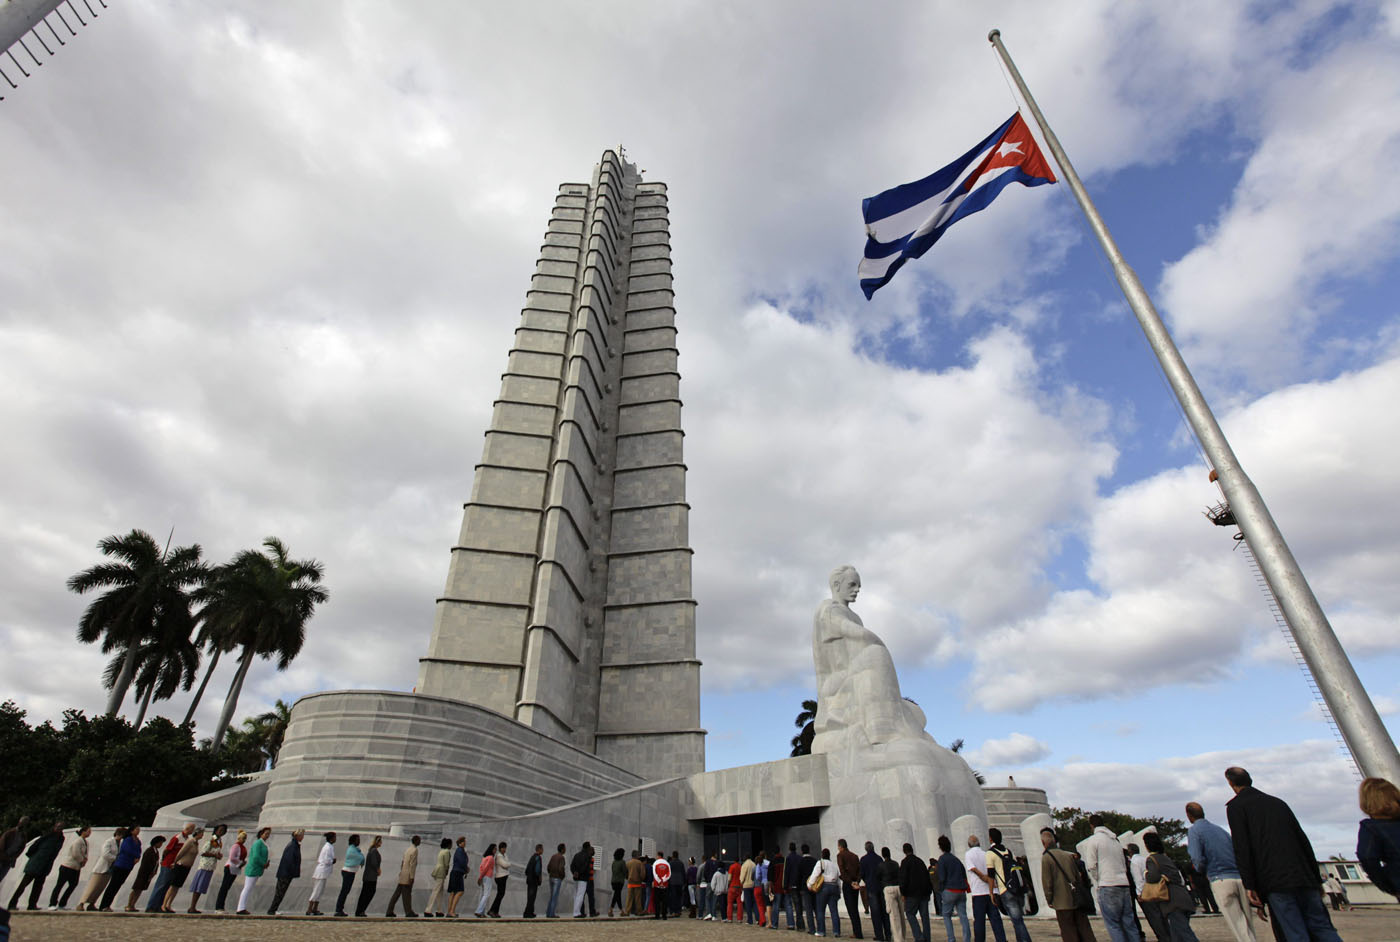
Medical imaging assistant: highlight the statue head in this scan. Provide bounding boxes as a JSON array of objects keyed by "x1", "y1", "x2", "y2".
[{"x1": 828, "y1": 565, "x2": 860, "y2": 604}]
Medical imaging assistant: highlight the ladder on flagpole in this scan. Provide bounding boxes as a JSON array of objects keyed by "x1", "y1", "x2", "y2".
[{"x1": 1207, "y1": 501, "x2": 1361, "y2": 781}]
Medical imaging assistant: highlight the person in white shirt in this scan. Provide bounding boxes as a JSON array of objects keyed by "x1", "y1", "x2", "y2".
[
  {"x1": 489, "y1": 841, "x2": 511, "y2": 917},
  {"x1": 1079, "y1": 816, "x2": 1142, "y2": 942},
  {"x1": 965, "y1": 835, "x2": 1007, "y2": 942},
  {"x1": 808, "y1": 848, "x2": 842, "y2": 938},
  {"x1": 76, "y1": 827, "x2": 123, "y2": 911},
  {"x1": 306, "y1": 832, "x2": 337, "y2": 915}
]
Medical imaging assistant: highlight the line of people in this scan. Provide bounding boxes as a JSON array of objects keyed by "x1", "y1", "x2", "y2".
[
  {"x1": 692, "y1": 832, "x2": 1037, "y2": 942},
  {"x1": 2, "y1": 767, "x2": 1395, "y2": 937}
]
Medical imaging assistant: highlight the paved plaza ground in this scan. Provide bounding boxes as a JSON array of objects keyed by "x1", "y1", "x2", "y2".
[{"x1": 9, "y1": 908, "x2": 1400, "y2": 942}]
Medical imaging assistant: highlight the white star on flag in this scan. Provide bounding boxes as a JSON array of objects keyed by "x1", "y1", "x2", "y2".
[{"x1": 996, "y1": 141, "x2": 1023, "y2": 158}]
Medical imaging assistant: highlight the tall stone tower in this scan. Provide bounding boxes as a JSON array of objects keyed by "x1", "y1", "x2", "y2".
[{"x1": 417, "y1": 150, "x2": 704, "y2": 778}]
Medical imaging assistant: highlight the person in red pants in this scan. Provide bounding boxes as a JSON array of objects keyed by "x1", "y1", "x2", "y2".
[{"x1": 728, "y1": 859, "x2": 743, "y2": 922}]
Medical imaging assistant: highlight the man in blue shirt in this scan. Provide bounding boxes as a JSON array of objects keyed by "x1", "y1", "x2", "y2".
[{"x1": 1186, "y1": 801, "x2": 1257, "y2": 942}]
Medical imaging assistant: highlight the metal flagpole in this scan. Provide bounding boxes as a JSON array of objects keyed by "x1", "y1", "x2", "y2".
[{"x1": 988, "y1": 28, "x2": 1400, "y2": 784}]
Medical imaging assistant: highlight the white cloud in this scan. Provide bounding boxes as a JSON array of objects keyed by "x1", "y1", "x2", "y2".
[
  {"x1": 1159, "y1": 24, "x2": 1400, "y2": 387},
  {"x1": 967, "y1": 732, "x2": 1051, "y2": 769},
  {"x1": 686, "y1": 310, "x2": 1115, "y2": 688},
  {"x1": 974, "y1": 354, "x2": 1400, "y2": 711}
]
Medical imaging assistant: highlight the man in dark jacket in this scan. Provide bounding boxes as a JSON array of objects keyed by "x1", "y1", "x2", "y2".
[
  {"x1": 798, "y1": 844, "x2": 819, "y2": 932},
  {"x1": 266, "y1": 828, "x2": 304, "y2": 915},
  {"x1": 861, "y1": 840, "x2": 889, "y2": 941},
  {"x1": 6, "y1": 821, "x2": 64, "y2": 911},
  {"x1": 0, "y1": 817, "x2": 30, "y2": 890},
  {"x1": 669, "y1": 851, "x2": 686, "y2": 915},
  {"x1": 570, "y1": 842, "x2": 596, "y2": 916},
  {"x1": 837, "y1": 838, "x2": 866, "y2": 939},
  {"x1": 900, "y1": 842, "x2": 933, "y2": 942},
  {"x1": 1224, "y1": 766, "x2": 1341, "y2": 942},
  {"x1": 523, "y1": 843, "x2": 543, "y2": 918},
  {"x1": 785, "y1": 842, "x2": 806, "y2": 932}
]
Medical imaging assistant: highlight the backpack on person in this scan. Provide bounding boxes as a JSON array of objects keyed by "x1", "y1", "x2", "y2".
[{"x1": 990, "y1": 847, "x2": 1027, "y2": 897}]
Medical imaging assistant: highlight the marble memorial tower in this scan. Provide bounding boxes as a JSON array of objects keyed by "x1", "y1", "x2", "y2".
[{"x1": 417, "y1": 150, "x2": 703, "y2": 778}]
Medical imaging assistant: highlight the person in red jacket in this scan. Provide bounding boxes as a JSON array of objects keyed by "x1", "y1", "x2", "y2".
[
  {"x1": 728, "y1": 858, "x2": 743, "y2": 923},
  {"x1": 652, "y1": 854, "x2": 672, "y2": 921}
]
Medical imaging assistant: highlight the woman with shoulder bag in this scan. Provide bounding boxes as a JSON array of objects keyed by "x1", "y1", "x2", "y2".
[{"x1": 1141, "y1": 832, "x2": 1197, "y2": 942}]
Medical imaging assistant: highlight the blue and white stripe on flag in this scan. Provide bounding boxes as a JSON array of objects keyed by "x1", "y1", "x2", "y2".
[{"x1": 859, "y1": 112, "x2": 1056, "y2": 299}]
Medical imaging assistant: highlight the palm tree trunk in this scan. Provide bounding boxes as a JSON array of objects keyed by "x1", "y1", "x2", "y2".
[
  {"x1": 133, "y1": 684, "x2": 155, "y2": 728},
  {"x1": 182, "y1": 647, "x2": 222, "y2": 726},
  {"x1": 106, "y1": 644, "x2": 140, "y2": 717},
  {"x1": 211, "y1": 646, "x2": 255, "y2": 753}
]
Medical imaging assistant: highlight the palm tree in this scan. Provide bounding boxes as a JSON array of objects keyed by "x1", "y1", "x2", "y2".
[
  {"x1": 204, "y1": 699, "x2": 295, "y2": 772},
  {"x1": 949, "y1": 738, "x2": 987, "y2": 785},
  {"x1": 790, "y1": 698, "x2": 819, "y2": 757},
  {"x1": 197, "y1": 538, "x2": 328, "y2": 753},
  {"x1": 252, "y1": 698, "x2": 294, "y2": 766},
  {"x1": 181, "y1": 617, "x2": 233, "y2": 726},
  {"x1": 68, "y1": 530, "x2": 207, "y2": 716},
  {"x1": 126, "y1": 622, "x2": 202, "y2": 728}
]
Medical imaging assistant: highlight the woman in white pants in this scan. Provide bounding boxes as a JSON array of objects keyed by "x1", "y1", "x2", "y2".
[
  {"x1": 306, "y1": 832, "x2": 337, "y2": 915},
  {"x1": 237, "y1": 827, "x2": 273, "y2": 915},
  {"x1": 475, "y1": 842, "x2": 497, "y2": 916}
]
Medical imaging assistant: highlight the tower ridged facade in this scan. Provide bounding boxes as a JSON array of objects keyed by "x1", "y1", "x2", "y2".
[{"x1": 417, "y1": 150, "x2": 704, "y2": 779}]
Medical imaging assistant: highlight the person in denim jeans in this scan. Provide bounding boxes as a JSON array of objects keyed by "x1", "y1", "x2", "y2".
[
  {"x1": 900, "y1": 842, "x2": 933, "y2": 942},
  {"x1": 1081, "y1": 815, "x2": 1141, "y2": 942},
  {"x1": 935, "y1": 836, "x2": 971, "y2": 942},
  {"x1": 810, "y1": 848, "x2": 842, "y2": 938},
  {"x1": 545, "y1": 843, "x2": 566, "y2": 917},
  {"x1": 986, "y1": 829, "x2": 1032, "y2": 942}
]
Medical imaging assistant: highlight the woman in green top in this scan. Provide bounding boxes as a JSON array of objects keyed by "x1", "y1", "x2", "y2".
[{"x1": 236, "y1": 827, "x2": 272, "y2": 915}]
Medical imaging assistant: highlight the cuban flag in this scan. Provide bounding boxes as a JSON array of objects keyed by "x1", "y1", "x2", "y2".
[{"x1": 859, "y1": 113, "x2": 1056, "y2": 299}]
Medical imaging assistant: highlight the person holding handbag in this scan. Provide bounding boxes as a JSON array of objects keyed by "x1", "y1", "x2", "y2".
[
  {"x1": 809, "y1": 847, "x2": 843, "y2": 938},
  {"x1": 1039, "y1": 828, "x2": 1097, "y2": 942},
  {"x1": 1140, "y1": 832, "x2": 1198, "y2": 942}
]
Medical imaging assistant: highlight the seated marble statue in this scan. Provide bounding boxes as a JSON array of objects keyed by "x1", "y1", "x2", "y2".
[
  {"x1": 809, "y1": 564, "x2": 987, "y2": 852},
  {"x1": 811, "y1": 564, "x2": 931, "y2": 751}
]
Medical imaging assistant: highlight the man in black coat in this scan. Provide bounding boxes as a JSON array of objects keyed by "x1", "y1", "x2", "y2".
[
  {"x1": 266, "y1": 828, "x2": 304, "y2": 915},
  {"x1": 7, "y1": 821, "x2": 63, "y2": 911},
  {"x1": 570, "y1": 842, "x2": 596, "y2": 917},
  {"x1": 899, "y1": 842, "x2": 933, "y2": 942},
  {"x1": 798, "y1": 844, "x2": 819, "y2": 932},
  {"x1": 523, "y1": 843, "x2": 543, "y2": 918},
  {"x1": 0, "y1": 817, "x2": 30, "y2": 890},
  {"x1": 1224, "y1": 766, "x2": 1341, "y2": 942},
  {"x1": 785, "y1": 842, "x2": 806, "y2": 931}
]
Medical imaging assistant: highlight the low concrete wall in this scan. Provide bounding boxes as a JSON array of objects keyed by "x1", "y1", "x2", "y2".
[
  {"x1": 259, "y1": 690, "x2": 645, "y2": 832},
  {"x1": 150, "y1": 773, "x2": 270, "y2": 832}
]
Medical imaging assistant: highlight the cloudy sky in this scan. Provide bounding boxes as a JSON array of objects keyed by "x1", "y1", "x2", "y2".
[{"x1": 3, "y1": 0, "x2": 1398, "y2": 855}]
